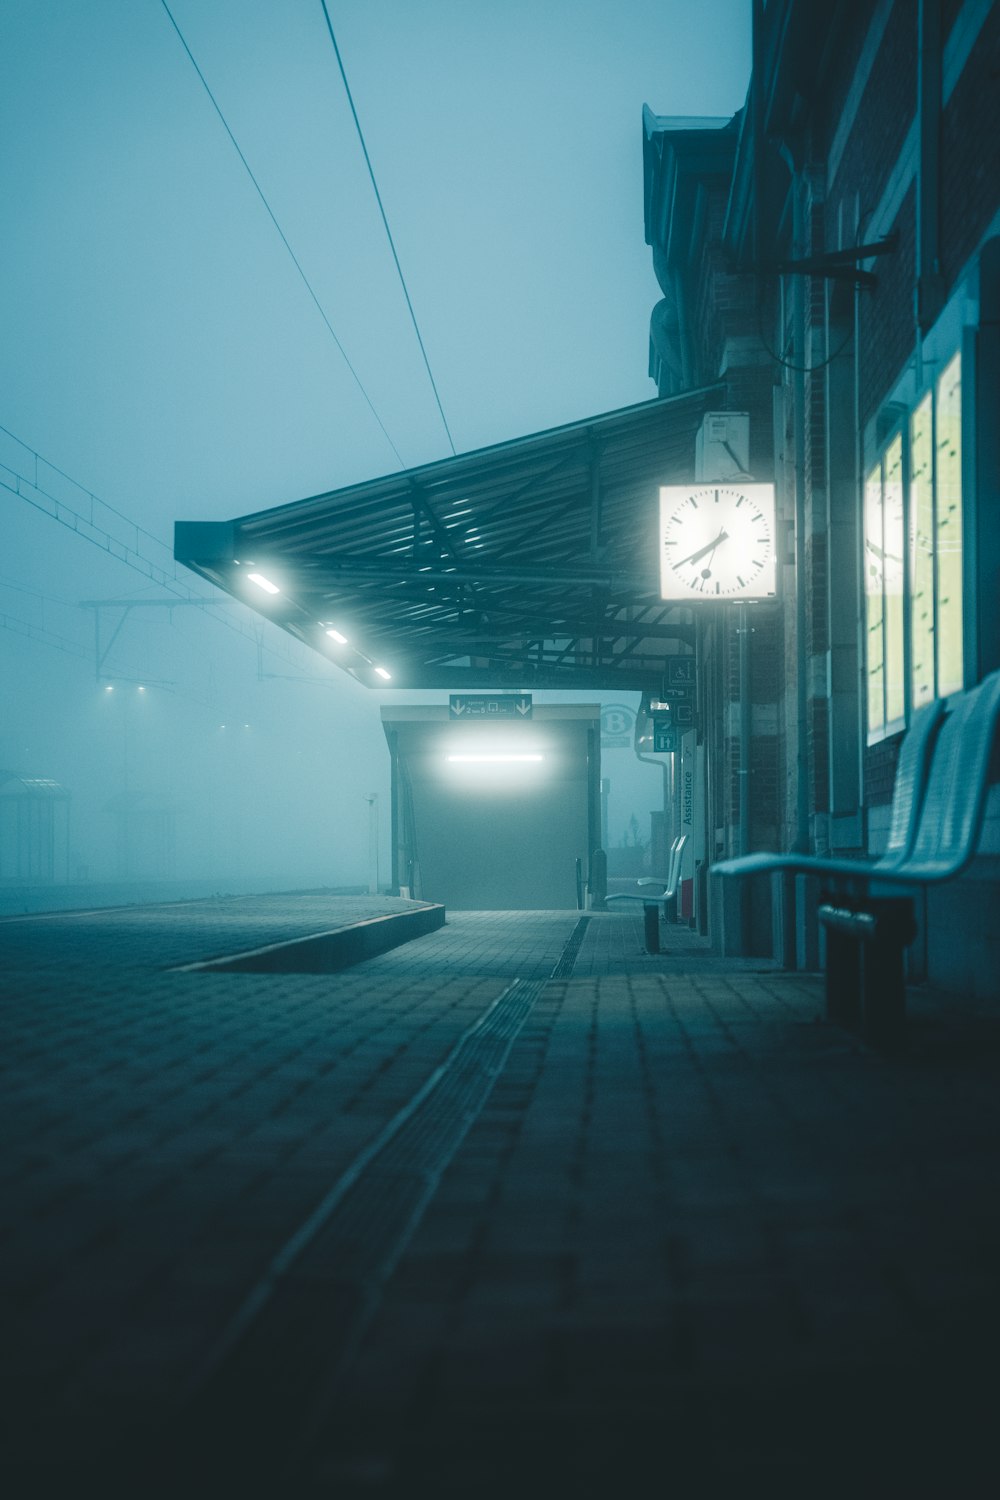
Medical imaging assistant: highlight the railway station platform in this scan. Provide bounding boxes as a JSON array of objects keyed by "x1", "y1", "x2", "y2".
[{"x1": 2, "y1": 891, "x2": 998, "y2": 1496}]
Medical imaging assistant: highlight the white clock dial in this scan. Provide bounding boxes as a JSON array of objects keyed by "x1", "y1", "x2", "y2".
[{"x1": 659, "y1": 484, "x2": 777, "y2": 601}]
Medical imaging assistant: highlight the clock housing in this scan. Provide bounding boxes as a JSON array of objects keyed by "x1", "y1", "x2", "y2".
[{"x1": 659, "y1": 483, "x2": 777, "y2": 602}]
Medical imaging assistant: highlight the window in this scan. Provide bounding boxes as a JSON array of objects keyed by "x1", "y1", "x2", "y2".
[
  {"x1": 864, "y1": 435, "x2": 905, "y2": 739},
  {"x1": 865, "y1": 351, "x2": 964, "y2": 742},
  {"x1": 864, "y1": 463, "x2": 886, "y2": 737},
  {"x1": 935, "y1": 353, "x2": 963, "y2": 696},
  {"x1": 909, "y1": 393, "x2": 934, "y2": 708}
]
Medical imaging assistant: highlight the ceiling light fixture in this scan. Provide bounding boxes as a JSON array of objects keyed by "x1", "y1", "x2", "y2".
[
  {"x1": 247, "y1": 572, "x2": 280, "y2": 595},
  {"x1": 447, "y1": 753, "x2": 543, "y2": 763}
]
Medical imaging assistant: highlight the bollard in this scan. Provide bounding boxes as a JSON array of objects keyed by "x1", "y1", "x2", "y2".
[
  {"x1": 589, "y1": 849, "x2": 607, "y2": 911},
  {"x1": 643, "y1": 901, "x2": 660, "y2": 955}
]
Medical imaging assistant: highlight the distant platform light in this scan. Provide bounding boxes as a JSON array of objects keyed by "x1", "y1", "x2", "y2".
[
  {"x1": 104, "y1": 684, "x2": 114, "y2": 692},
  {"x1": 247, "y1": 572, "x2": 280, "y2": 595},
  {"x1": 137, "y1": 685, "x2": 146, "y2": 692},
  {"x1": 447, "y1": 753, "x2": 544, "y2": 763},
  {"x1": 374, "y1": 666, "x2": 392, "y2": 681},
  {"x1": 325, "y1": 628, "x2": 348, "y2": 644}
]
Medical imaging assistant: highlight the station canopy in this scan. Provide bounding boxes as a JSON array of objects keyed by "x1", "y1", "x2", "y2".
[{"x1": 175, "y1": 387, "x2": 722, "y2": 692}]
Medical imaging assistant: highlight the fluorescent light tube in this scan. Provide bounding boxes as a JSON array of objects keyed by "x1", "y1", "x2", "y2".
[{"x1": 247, "y1": 572, "x2": 280, "y2": 595}]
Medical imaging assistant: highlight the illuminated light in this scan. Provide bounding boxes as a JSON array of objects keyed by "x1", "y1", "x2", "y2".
[
  {"x1": 447, "y1": 753, "x2": 544, "y2": 764},
  {"x1": 247, "y1": 572, "x2": 280, "y2": 595},
  {"x1": 374, "y1": 666, "x2": 392, "y2": 681},
  {"x1": 137, "y1": 685, "x2": 146, "y2": 692},
  {"x1": 325, "y1": 628, "x2": 348, "y2": 645},
  {"x1": 104, "y1": 684, "x2": 114, "y2": 692}
]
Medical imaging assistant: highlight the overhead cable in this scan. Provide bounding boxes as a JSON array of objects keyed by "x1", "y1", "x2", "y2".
[
  {"x1": 0, "y1": 422, "x2": 316, "y2": 672},
  {"x1": 318, "y1": 0, "x2": 457, "y2": 455},
  {"x1": 158, "y1": 0, "x2": 405, "y2": 467}
]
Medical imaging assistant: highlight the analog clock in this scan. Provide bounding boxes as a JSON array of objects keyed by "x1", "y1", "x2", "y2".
[{"x1": 659, "y1": 483, "x2": 777, "y2": 601}]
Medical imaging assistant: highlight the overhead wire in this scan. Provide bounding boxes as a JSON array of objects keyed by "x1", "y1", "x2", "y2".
[
  {"x1": 0, "y1": 609, "x2": 91, "y2": 664},
  {"x1": 318, "y1": 0, "x2": 457, "y2": 456},
  {"x1": 157, "y1": 0, "x2": 405, "y2": 468},
  {"x1": 0, "y1": 423, "x2": 328, "y2": 678},
  {"x1": 1, "y1": 419, "x2": 177, "y2": 564}
]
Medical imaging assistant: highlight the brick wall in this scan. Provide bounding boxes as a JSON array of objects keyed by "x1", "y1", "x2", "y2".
[
  {"x1": 810, "y1": 694, "x2": 830, "y2": 815},
  {"x1": 863, "y1": 733, "x2": 902, "y2": 807},
  {"x1": 829, "y1": 0, "x2": 917, "y2": 209},
  {"x1": 940, "y1": 6, "x2": 1000, "y2": 285},
  {"x1": 811, "y1": 0, "x2": 879, "y2": 162},
  {"x1": 858, "y1": 183, "x2": 916, "y2": 428}
]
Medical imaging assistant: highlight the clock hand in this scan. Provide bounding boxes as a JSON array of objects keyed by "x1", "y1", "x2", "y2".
[{"x1": 675, "y1": 529, "x2": 729, "y2": 568}]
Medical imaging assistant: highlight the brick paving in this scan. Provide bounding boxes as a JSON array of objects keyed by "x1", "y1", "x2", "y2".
[
  {"x1": 1, "y1": 895, "x2": 999, "y2": 1495},
  {"x1": 574, "y1": 906, "x2": 783, "y2": 975}
]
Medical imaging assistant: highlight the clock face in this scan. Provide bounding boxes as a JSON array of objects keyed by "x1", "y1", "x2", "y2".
[{"x1": 659, "y1": 483, "x2": 777, "y2": 601}]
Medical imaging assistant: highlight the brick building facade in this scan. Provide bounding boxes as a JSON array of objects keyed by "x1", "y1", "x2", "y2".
[{"x1": 645, "y1": 0, "x2": 1000, "y2": 990}]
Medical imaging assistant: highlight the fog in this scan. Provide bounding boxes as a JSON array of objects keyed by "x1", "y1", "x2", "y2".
[{"x1": 0, "y1": 0, "x2": 750, "y2": 904}]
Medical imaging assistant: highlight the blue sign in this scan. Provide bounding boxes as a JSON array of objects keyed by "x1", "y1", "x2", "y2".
[{"x1": 653, "y1": 723, "x2": 679, "y2": 753}]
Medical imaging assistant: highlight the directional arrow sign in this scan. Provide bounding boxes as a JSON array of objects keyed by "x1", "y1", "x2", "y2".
[
  {"x1": 653, "y1": 723, "x2": 679, "y2": 753},
  {"x1": 449, "y1": 694, "x2": 533, "y2": 720}
]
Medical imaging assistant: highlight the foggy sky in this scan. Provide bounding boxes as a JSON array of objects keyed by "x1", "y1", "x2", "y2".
[{"x1": 1, "y1": 0, "x2": 750, "y2": 893}]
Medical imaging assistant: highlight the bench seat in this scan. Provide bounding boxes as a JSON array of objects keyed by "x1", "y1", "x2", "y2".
[
  {"x1": 606, "y1": 834, "x2": 688, "y2": 952},
  {"x1": 711, "y1": 670, "x2": 1000, "y2": 1046}
]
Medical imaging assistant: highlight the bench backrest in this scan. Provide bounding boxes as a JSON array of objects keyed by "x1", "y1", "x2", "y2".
[
  {"x1": 665, "y1": 833, "x2": 689, "y2": 897},
  {"x1": 904, "y1": 669, "x2": 1000, "y2": 879},
  {"x1": 879, "y1": 696, "x2": 947, "y2": 867}
]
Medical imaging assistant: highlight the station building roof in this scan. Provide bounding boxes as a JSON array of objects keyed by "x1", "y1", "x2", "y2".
[{"x1": 175, "y1": 386, "x2": 722, "y2": 692}]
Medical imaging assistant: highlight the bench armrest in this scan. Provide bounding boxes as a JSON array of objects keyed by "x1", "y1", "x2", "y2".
[{"x1": 712, "y1": 851, "x2": 877, "y2": 882}]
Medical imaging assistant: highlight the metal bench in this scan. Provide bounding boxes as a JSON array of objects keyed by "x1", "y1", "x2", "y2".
[
  {"x1": 712, "y1": 669, "x2": 1000, "y2": 1047},
  {"x1": 606, "y1": 834, "x2": 689, "y2": 953}
]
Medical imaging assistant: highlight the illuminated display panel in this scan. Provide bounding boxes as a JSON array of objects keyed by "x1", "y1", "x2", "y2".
[
  {"x1": 864, "y1": 462, "x2": 885, "y2": 739},
  {"x1": 935, "y1": 352, "x2": 963, "y2": 697},
  {"x1": 883, "y1": 435, "x2": 905, "y2": 731},
  {"x1": 909, "y1": 393, "x2": 934, "y2": 708},
  {"x1": 867, "y1": 348, "x2": 964, "y2": 743}
]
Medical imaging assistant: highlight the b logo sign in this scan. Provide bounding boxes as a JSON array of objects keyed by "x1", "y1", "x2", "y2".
[{"x1": 601, "y1": 704, "x2": 635, "y2": 749}]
